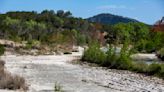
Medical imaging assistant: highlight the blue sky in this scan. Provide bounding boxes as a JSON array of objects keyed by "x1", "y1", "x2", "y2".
[{"x1": 0, "y1": 0, "x2": 163, "y2": 24}]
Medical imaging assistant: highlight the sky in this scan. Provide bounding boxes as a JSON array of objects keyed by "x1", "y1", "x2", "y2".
[{"x1": 0, "y1": 0, "x2": 164, "y2": 24}]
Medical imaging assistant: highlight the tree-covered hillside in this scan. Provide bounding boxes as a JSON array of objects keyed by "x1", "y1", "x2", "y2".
[
  {"x1": 87, "y1": 13, "x2": 139, "y2": 25},
  {"x1": 0, "y1": 10, "x2": 105, "y2": 47},
  {"x1": 0, "y1": 10, "x2": 164, "y2": 54}
]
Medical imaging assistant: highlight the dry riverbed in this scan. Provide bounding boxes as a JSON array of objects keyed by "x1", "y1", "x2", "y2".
[{"x1": 0, "y1": 51, "x2": 164, "y2": 92}]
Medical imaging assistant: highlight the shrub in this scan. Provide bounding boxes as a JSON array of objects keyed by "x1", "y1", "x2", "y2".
[
  {"x1": 117, "y1": 56, "x2": 132, "y2": 70},
  {"x1": 105, "y1": 42, "x2": 132, "y2": 70},
  {"x1": 131, "y1": 62, "x2": 148, "y2": 73},
  {"x1": 105, "y1": 46, "x2": 124, "y2": 68},
  {"x1": 25, "y1": 40, "x2": 40, "y2": 49},
  {"x1": 147, "y1": 63, "x2": 161, "y2": 75},
  {"x1": 0, "y1": 74, "x2": 27, "y2": 90},
  {"x1": 0, "y1": 44, "x2": 5, "y2": 56},
  {"x1": 145, "y1": 41, "x2": 156, "y2": 53},
  {"x1": 103, "y1": 46, "x2": 117, "y2": 67},
  {"x1": 76, "y1": 34, "x2": 86, "y2": 46},
  {"x1": 0, "y1": 60, "x2": 28, "y2": 90},
  {"x1": 134, "y1": 39, "x2": 147, "y2": 53},
  {"x1": 0, "y1": 60, "x2": 5, "y2": 78},
  {"x1": 157, "y1": 48, "x2": 164, "y2": 61},
  {"x1": 82, "y1": 42, "x2": 106, "y2": 64},
  {"x1": 159, "y1": 64, "x2": 164, "y2": 78},
  {"x1": 159, "y1": 48, "x2": 164, "y2": 56},
  {"x1": 82, "y1": 41, "x2": 133, "y2": 70},
  {"x1": 117, "y1": 43, "x2": 132, "y2": 70}
]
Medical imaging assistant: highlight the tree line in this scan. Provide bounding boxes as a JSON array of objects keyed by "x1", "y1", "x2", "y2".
[
  {"x1": 0, "y1": 10, "x2": 164, "y2": 53},
  {"x1": 0, "y1": 10, "x2": 101, "y2": 47}
]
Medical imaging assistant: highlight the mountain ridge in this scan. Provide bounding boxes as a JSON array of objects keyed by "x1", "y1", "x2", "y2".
[{"x1": 87, "y1": 13, "x2": 140, "y2": 25}]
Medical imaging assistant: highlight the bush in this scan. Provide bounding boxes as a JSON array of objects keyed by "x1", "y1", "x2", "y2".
[
  {"x1": 76, "y1": 34, "x2": 86, "y2": 46},
  {"x1": 82, "y1": 42, "x2": 106, "y2": 64},
  {"x1": 25, "y1": 40, "x2": 40, "y2": 49},
  {"x1": 131, "y1": 62, "x2": 148, "y2": 73},
  {"x1": 82, "y1": 42, "x2": 132, "y2": 70},
  {"x1": 159, "y1": 64, "x2": 164, "y2": 78},
  {"x1": 0, "y1": 60, "x2": 28, "y2": 90},
  {"x1": 117, "y1": 56, "x2": 132, "y2": 70},
  {"x1": 0, "y1": 74, "x2": 27, "y2": 90},
  {"x1": 134, "y1": 39, "x2": 147, "y2": 53},
  {"x1": 104, "y1": 46, "x2": 125, "y2": 69},
  {"x1": 0, "y1": 60, "x2": 5, "y2": 76},
  {"x1": 117, "y1": 43, "x2": 132, "y2": 70},
  {"x1": 103, "y1": 46, "x2": 118, "y2": 67},
  {"x1": 131, "y1": 62, "x2": 164, "y2": 78},
  {"x1": 145, "y1": 41, "x2": 156, "y2": 53},
  {"x1": 157, "y1": 48, "x2": 164, "y2": 61},
  {"x1": 0, "y1": 44, "x2": 5, "y2": 56},
  {"x1": 147, "y1": 63, "x2": 161, "y2": 75},
  {"x1": 104, "y1": 42, "x2": 132, "y2": 70},
  {"x1": 159, "y1": 48, "x2": 164, "y2": 56}
]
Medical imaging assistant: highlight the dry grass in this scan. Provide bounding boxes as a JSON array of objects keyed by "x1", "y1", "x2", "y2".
[
  {"x1": 0, "y1": 60, "x2": 5, "y2": 78},
  {"x1": 0, "y1": 60, "x2": 28, "y2": 91}
]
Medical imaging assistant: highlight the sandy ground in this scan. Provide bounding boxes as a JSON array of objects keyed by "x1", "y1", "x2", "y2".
[{"x1": 0, "y1": 48, "x2": 164, "y2": 92}]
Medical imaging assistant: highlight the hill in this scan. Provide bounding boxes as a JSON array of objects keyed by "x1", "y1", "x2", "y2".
[{"x1": 87, "y1": 13, "x2": 139, "y2": 25}]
